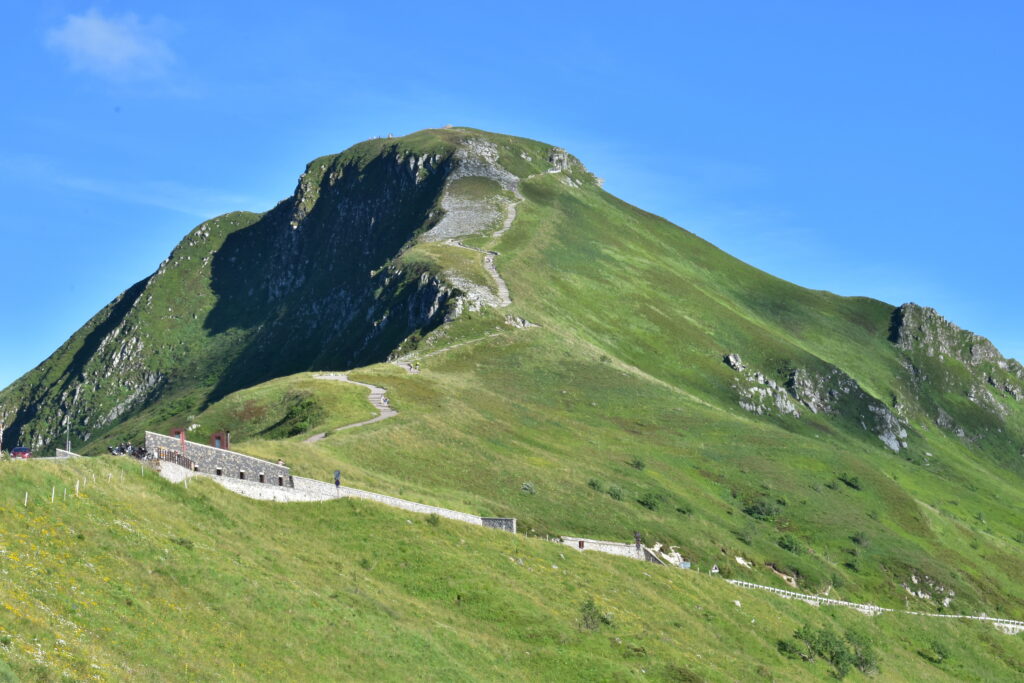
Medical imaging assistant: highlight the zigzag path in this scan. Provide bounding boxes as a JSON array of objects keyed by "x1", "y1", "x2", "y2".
[
  {"x1": 303, "y1": 374, "x2": 397, "y2": 442},
  {"x1": 442, "y1": 166, "x2": 558, "y2": 308}
]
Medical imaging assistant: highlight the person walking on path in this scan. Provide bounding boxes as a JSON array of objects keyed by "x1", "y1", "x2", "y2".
[{"x1": 334, "y1": 469, "x2": 341, "y2": 496}]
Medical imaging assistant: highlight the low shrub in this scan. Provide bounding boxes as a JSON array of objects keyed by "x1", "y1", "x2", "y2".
[
  {"x1": 777, "y1": 534, "x2": 803, "y2": 554},
  {"x1": 637, "y1": 492, "x2": 660, "y2": 511},
  {"x1": 743, "y1": 499, "x2": 779, "y2": 522}
]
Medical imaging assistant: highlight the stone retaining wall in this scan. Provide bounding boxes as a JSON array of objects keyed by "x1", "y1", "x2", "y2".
[
  {"x1": 154, "y1": 463, "x2": 517, "y2": 533},
  {"x1": 148, "y1": 435, "x2": 517, "y2": 533},
  {"x1": 482, "y1": 517, "x2": 517, "y2": 533},
  {"x1": 145, "y1": 431, "x2": 292, "y2": 486},
  {"x1": 558, "y1": 537, "x2": 645, "y2": 560},
  {"x1": 557, "y1": 536, "x2": 663, "y2": 564}
]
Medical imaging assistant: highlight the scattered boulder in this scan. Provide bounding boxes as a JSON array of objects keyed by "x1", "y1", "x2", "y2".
[{"x1": 724, "y1": 353, "x2": 745, "y2": 372}]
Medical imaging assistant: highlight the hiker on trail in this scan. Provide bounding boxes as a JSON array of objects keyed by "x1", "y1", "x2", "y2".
[{"x1": 334, "y1": 470, "x2": 341, "y2": 489}]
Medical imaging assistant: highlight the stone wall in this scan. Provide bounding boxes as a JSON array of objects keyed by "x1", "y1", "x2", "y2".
[
  {"x1": 481, "y1": 517, "x2": 517, "y2": 533},
  {"x1": 557, "y1": 536, "x2": 663, "y2": 564},
  {"x1": 558, "y1": 537, "x2": 644, "y2": 560},
  {"x1": 149, "y1": 437, "x2": 518, "y2": 533},
  {"x1": 53, "y1": 449, "x2": 81, "y2": 459},
  {"x1": 145, "y1": 431, "x2": 291, "y2": 486}
]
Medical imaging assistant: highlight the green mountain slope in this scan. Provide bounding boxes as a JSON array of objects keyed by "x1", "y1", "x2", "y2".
[{"x1": 1, "y1": 128, "x2": 1022, "y2": 678}]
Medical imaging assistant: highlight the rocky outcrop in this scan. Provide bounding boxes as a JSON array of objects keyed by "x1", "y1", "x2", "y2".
[
  {"x1": 890, "y1": 303, "x2": 1002, "y2": 365},
  {"x1": 0, "y1": 137, "x2": 464, "y2": 451},
  {"x1": 890, "y1": 303, "x2": 1024, "y2": 445},
  {"x1": 724, "y1": 353, "x2": 746, "y2": 372},
  {"x1": 423, "y1": 139, "x2": 518, "y2": 242},
  {"x1": 727, "y1": 360, "x2": 802, "y2": 418},
  {"x1": 726, "y1": 355, "x2": 908, "y2": 452},
  {"x1": 785, "y1": 367, "x2": 907, "y2": 452}
]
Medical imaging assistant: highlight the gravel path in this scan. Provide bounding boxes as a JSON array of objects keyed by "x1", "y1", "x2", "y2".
[
  {"x1": 444, "y1": 240, "x2": 511, "y2": 307},
  {"x1": 304, "y1": 374, "x2": 397, "y2": 442}
]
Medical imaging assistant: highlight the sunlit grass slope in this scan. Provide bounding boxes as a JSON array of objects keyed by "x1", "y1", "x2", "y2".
[
  {"x1": 1, "y1": 457, "x2": 1022, "y2": 681},
  {"x1": 234, "y1": 163, "x2": 1024, "y2": 624}
]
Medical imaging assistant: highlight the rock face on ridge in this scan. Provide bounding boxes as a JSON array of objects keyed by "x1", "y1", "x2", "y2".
[
  {"x1": 0, "y1": 128, "x2": 588, "y2": 451},
  {"x1": 725, "y1": 302, "x2": 1022, "y2": 459},
  {"x1": 890, "y1": 303, "x2": 1023, "y2": 450},
  {"x1": 727, "y1": 356, "x2": 908, "y2": 452}
]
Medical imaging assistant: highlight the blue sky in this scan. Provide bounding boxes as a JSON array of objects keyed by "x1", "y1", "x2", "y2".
[{"x1": 1, "y1": 2, "x2": 1021, "y2": 389}]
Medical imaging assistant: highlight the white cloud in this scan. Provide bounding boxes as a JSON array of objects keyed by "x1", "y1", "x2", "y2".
[{"x1": 46, "y1": 8, "x2": 174, "y2": 80}]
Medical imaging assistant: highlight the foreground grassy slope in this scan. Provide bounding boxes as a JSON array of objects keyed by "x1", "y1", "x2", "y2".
[{"x1": 1, "y1": 457, "x2": 1022, "y2": 681}]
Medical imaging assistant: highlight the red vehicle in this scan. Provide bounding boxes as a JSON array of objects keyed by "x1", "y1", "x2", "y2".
[{"x1": 11, "y1": 447, "x2": 31, "y2": 459}]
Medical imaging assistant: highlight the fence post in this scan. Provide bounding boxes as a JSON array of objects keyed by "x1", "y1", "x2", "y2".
[
  {"x1": 51, "y1": 487, "x2": 55, "y2": 503},
  {"x1": 24, "y1": 492, "x2": 28, "y2": 507}
]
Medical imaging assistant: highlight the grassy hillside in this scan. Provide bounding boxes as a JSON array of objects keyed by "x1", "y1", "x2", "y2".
[
  {"x1": 1, "y1": 457, "x2": 1022, "y2": 681},
  {"x1": 223, "y1": 159, "x2": 1024, "y2": 623},
  {"x1": 1, "y1": 128, "x2": 1022, "y2": 678}
]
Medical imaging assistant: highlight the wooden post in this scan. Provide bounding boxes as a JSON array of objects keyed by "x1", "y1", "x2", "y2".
[
  {"x1": 63, "y1": 488, "x2": 67, "y2": 501},
  {"x1": 24, "y1": 492, "x2": 28, "y2": 507},
  {"x1": 51, "y1": 487, "x2": 55, "y2": 503},
  {"x1": 75, "y1": 480, "x2": 79, "y2": 496}
]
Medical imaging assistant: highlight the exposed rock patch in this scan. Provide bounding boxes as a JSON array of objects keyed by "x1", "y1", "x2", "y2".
[
  {"x1": 732, "y1": 368, "x2": 802, "y2": 418},
  {"x1": 423, "y1": 140, "x2": 518, "y2": 242}
]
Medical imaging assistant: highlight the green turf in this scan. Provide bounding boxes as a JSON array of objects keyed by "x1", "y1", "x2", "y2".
[
  {"x1": 1, "y1": 457, "x2": 1022, "y2": 681},
  {"x1": 1, "y1": 128, "x2": 1022, "y2": 678}
]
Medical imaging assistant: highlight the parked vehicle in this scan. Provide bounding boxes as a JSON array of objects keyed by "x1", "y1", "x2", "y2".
[{"x1": 11, "y1": 447, "x2": 31, "y2": 459}]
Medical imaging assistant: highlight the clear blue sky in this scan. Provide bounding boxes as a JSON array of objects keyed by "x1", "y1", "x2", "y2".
[{"x1": 2, "y1": 2, "x2": 1021, "y2": 389}]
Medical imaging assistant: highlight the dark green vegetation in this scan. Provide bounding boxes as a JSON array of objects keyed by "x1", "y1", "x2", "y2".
[{"x1": 1, "y1": 128, "x2": 1023, "y2": 678}]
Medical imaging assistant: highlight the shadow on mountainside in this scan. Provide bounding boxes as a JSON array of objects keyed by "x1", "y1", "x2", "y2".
[{"x1": 201, "y1": 150, "x2": 452, "y2": 403}]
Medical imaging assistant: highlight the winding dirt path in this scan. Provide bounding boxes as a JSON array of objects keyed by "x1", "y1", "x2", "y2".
[
  {"x1": 304, "y1": 374, "x2": 397, "y2": 442},
  {"x1": 443, "y1": 240, "x2": 511, "y2": 307},
  {"x1": 441, "y1": 167, "x2": 554, "y2": 309}
]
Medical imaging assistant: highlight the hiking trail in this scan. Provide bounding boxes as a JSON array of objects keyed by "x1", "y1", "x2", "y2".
[{"x1": 303, "y1": 374, "x2": 397, "y2": 442}]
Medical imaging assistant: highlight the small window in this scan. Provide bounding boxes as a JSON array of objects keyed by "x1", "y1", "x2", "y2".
[
  {"x1": 278, "y1": 476, "x2": 284, "y2": 486},
  {"x1": 259, "y1": 472, "x2": 265, "y2": 483},
  {"x1": 215, "y1": 468, "x2": 222, "y2": 476},
  {"x1": 578, "y1": 540, "x2": 585, "y2": 549},
  {"x1": 239, "y1": 471, "x2": 245, "y2": 480}
]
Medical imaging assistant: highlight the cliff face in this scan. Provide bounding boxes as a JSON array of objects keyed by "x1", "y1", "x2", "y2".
[
  {"x1": 0, "y1": 136, "x2": 470, "y2": 450},
  {"x1": 0, "y1": 128, "x2": 589, "y2": 452}
]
